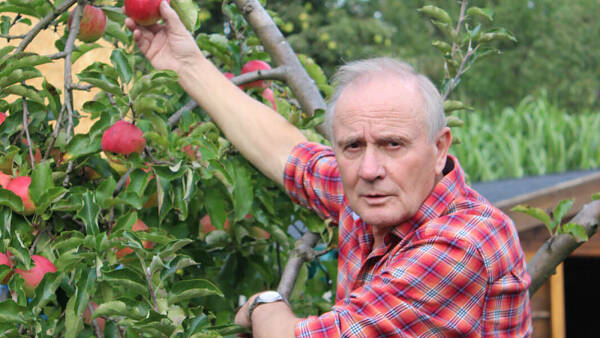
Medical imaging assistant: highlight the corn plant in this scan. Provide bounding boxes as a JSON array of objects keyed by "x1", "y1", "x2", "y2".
[{"x1": 451, "y1": 92, "x2": 600, "y2": 182}]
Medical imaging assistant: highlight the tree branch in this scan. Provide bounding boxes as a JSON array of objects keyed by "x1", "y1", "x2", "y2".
[
  {"x1": 527, "y1": 200, "x2": 600, "y2": 295},
  {"x1": 22, "y1": 99, "x2": 36, "y2": 166},
  {"x1": 276, "y1": 231, "x2": 321, "y2": 299},
  {"x1": 232, "y1": 0, "x2": 326, "y2": 134},
  {"x1": 15, "y1": 0, "x2": 78, "y2": 53}
]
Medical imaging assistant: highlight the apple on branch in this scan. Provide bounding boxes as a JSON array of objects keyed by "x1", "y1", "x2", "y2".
[
  {"x1": 0, "y1": 251, "x2": 13, "y2": 284},
  {"x1": 15, "y1": 255, "x2": 57, "y2": 295},
  {"x1": 241, "y1": 60, "x2": 272, "y2": 89},
  {"x1": 0, "y1": 171, "x2": 10, "y2": 188},
  {"x1": 115, "y1": 219, "x2": 155, "y2": 259},
  {"x1": 68, "y1": 5, "x2": 107, "y2": 43},
  {"x1": 6, "y1": 176, "x2": 36, "y2": 215},
  {"x1": 101, "y1": 120, "x2": 146, "y2": 155},
  {"x1": 124, "y1": 0, "x2": 170, "y2": 26}
]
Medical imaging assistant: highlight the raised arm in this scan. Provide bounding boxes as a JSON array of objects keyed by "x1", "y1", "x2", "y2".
[{"x1": 126, "y1": 1, "x2": 306, "y2": 185}]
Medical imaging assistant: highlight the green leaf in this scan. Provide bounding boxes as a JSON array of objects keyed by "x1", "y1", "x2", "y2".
[
  {"x1": 230, "y1": 160, "x2": 253, "y2": 221},
  {"x1": 30, "y1": 272, "x2": 64, "y2": 309},
  {"x1": 171, "y1": 0, "x2": 198, "y2": 31},
  {"x1": 101, "y1": 269, "x2": 147, "y2": 297},
  {"x1": 75, "y1": 192, "x2": 100, "y2": 235},
  {"x1": 512, "y1": 204, "x2": 553, "y2": 232},
  {"x1": 104, "y1": 20, "x2": 130, "y2": 44},
  {"x1": 159, "y1": 238, "x2": 192, "y2": 258},
  {"x1": 1, "y1": 84, "x2": 44, "y2": 104},
  {"x1": 592, "y1": 193, "x2": 600, "y2": 200},
  {"x1": 65, "y1": 133, "x2": 101, "y2": 160},
  {"x1": 0, "y1": 189, "x2": 24, "y2": 213},
  {"x1": 446, "y1": 115, "x2": 464, "y2": 128},
  {"x1": 0, "y1": 300, "x2": 28, "y2": 324},
  {"x1": 552, "y1": 199, "x2": 574, "y2": 227},
  {"x1": 477, "y1": 29, "x2": 517, "y2": 43},
  {"x1": 561, "y1": 222, "x2": 589, "y2": 242},
  {"x1": 167, "y1": 279, "x2": 223, "y2": 305},
  {"x1": 443, "y1": 100, "x2": 473, "y2": 113},
  {"x1": 37, "y1": 187, "x2": 68, "y2": 213},
  {"x1": 92, "y1": 300, "x2": 147, "y2": 321},
  {"x1": 30, "y1": 160, "x2": 53, "y2": 206},
  {"x1": 418, "y1": 5, "x2": 452, "y2": 25},
  {"x1": 110, "y1": 49, "x2": 132, "y2": 85},
  {"x1": 96, "y1": 176, "x2": 116, "y2": 208},
  {"x1": 466, "y1": 7, "x2": 494, "y2": 22},
  {"x1": 112, "y1": 212, "x2": 138, "y2": 233},
  {"x1": 204, "y1": 182, "x2": 228, "y2": 230},
  {"x1": 65, "y1": 290, "x2": 84, "y2": 337}
]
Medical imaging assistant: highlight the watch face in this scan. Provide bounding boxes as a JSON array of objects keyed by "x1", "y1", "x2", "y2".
[{"x1": 259, "y1": 291, "x2": 283, "y2": 302}]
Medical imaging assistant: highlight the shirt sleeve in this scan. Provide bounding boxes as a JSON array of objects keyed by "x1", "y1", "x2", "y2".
[
  {"x1": 295, "y1": 236, "x2": 488, "y2": 337},
  {"x1": 283, "y1": 142, "x2": 344, "y2": 222}
]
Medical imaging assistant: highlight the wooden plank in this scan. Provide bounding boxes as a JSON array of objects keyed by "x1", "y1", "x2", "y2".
[
  {"x1": 495, "y1": 172, "x2": 600, "y2": 232},
  {"x1": 550, "y1": 263, "x2": 566, "y2": 338}
]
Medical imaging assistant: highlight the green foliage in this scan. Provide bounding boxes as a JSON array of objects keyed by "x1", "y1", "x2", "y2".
[
  {"x1": 451, "y1": 92, "x2": 600, "y2": 182},
  {"x1": 0, "y1": 1, "x2": 335, "y2": 335},
  {"x1": 512, "y1": 200, "x2": 588, "y2": 242},
  {"x1": 270, "y1": 0, "x2": 600, "y2": 111}
]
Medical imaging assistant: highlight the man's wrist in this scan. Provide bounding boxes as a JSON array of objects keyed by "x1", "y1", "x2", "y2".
[{"x1": 249, "y1": 291, "x2": 287, "y2": 323}]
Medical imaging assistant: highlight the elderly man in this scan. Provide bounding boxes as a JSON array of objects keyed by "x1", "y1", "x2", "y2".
[{"x1": 127, "y1": 2, "x2": 532, "y2": 337}]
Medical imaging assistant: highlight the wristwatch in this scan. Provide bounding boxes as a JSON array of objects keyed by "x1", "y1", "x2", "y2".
[{"x1": 248, "y1": 291, "x2": 287, "y2": 322}]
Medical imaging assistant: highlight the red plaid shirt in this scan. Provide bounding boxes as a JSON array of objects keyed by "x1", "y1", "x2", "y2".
[{"x1": 284, "y1": 142, "x2": 532, "y2": 337}]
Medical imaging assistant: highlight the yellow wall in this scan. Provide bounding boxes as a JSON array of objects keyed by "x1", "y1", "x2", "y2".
[{"x1": 1, "y1": 14, "x2": 113, "y2": 133}]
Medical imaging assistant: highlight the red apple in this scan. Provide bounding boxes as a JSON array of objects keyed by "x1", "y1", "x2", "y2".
[
  {"x1": 116, "y1": 219, "x2": 154, "y2": 259},
  {"x1": 0, "y1": 251, "x2": 13, "y2": 284},
  {"x1": 84, "y1": 301, "x2": 106, "y2": 332},
  {"x1": 68, "y1": 5, "x2": 107, "y2": 43},
  {"x1": 0, "y1": 171, "x2": 10, "y2": 188},
  {"x1": 0, "y1": 251, "x2": 11, "y2": 267},
  {"x1": 241, "y1": 60, "x2": 271, "y2": 89},
  {"x1": 101, "y1": 120, "x2": 146, "y2": 155},
  {"x1": 200, "y1": 214, "x2": 229, "y2": 234},
  {"x1": 15, "y1": 255, "x2": 56, "y2": 293},
  {"x1": 6, "y1": 176, "x2": 35, "y2": 215},
  {"x1": 124, "y1": 0, "x2": 170, "y2": 26},
  {"x1": 261, "y1": 88, "x2": 277, "y2": 110},
  {"x1": 0, "y1": 112, "x2": 6, "y2": 126}
]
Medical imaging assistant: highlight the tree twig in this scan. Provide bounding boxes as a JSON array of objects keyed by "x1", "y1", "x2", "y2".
[
  {"x1": 22, "y1": 99, "x2": 36, "y2": 166},
  {"x1": 15, "y1": 0, "x2": 78, "y2": 53},
  {"x1": 276, "y1": 231, "x2": 320, "y2": 299},
  {"x1": 451, "y1": 0, "x2": 468, "y2": 59},
  {"x1": 527, "y1": 200, "x2": 600, "y2": 295},
  {"x1": 232, "y1": 0, "x2": 326, "y2": 134}
]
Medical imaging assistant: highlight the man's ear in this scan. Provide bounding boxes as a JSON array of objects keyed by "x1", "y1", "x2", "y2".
[{"x1": 434, "y1": 127, "x2": 452, "y2": 175}]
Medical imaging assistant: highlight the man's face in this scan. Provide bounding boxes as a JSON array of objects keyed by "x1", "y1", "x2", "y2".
[{"x1": 332, "y1": 75, "x2": 450, "y2": 232}]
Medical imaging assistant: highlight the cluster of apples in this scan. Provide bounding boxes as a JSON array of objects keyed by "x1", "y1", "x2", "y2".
[
  {"x1": 225, "y1": 60, "x2": 277, "y2": 111},
  {"x1": 0, "y1": 252, "x2": 57, "y2": 294},
  {"x1": 68, "y1": 0, "x2": 166, "y2": 43}
]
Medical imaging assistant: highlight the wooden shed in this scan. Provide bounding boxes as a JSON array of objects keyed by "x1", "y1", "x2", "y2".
[{"x1": 473, "y1": 169, "x2": 600, "y2": 338}]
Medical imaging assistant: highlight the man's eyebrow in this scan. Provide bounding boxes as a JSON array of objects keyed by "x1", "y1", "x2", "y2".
[
  {"x1": 336, "y1": 135, "x2": 363, "y2": 146},
  {"x1": 376, "y1": 135, "x2": 410, "y2": 144}
]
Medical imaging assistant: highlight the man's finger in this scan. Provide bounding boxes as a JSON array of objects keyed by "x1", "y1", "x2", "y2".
[{"x1": 159, "y1": 1, "x2": 187, "y2": 33}]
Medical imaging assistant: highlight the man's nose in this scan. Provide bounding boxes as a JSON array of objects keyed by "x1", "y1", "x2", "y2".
[{"x1": 358, "y1": 147, "x2": 385, "y2": 181}]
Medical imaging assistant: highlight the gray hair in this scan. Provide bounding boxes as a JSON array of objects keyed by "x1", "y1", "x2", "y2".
[{"x1": 324, "y1": 57, "x2": 446, "y2": 142}]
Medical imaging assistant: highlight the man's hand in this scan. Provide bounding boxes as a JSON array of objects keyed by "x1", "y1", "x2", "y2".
[
  {"x1": 234, "y1": 292, "x2": 300, "y2": 338},
  {"x1": 234, "y1": 294, "x2": 257, "y2": 329},
  {"x1": 125, "y1": 1, "x2": 201, "y2": 74}
]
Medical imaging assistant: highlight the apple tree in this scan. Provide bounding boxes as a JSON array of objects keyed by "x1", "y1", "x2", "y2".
[{"x1": 0, "y1": 0, "x2": 598, "y2": 336}]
